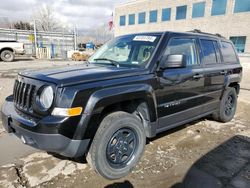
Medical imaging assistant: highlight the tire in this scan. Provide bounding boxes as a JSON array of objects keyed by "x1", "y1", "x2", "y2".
[
  {"x1": 212, "y1": 87, "x2": 237, "y2": 123},
  {"x1": 87, "y1": 111, "x2": 146, "y2": 179},
  {"x1": 1, "y1": 50, "x2": 14, "y2": 62}
]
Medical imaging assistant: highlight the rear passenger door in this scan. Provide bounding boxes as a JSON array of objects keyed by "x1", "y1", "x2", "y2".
[{"x1": 199, "y1": 38, "x2": 225, "y2": 113}]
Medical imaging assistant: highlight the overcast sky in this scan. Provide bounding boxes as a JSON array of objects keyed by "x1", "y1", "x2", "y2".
[{"x1": 0, "y1": 0, "x2": 129, "y2": 34}]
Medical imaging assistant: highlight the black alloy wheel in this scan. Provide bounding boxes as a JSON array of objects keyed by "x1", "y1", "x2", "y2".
[{"x1": 106, "y1": 128, "x2": 138, "y2": 168}]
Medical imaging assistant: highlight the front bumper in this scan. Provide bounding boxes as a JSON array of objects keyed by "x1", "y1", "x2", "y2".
[{"x1": 1, "y1": 96, "x2": 90, "y2": 158}]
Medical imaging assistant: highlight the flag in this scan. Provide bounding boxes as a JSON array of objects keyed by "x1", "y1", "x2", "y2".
[{"x1": 109, "y1": 12, "x2": 113, "y2": 30}]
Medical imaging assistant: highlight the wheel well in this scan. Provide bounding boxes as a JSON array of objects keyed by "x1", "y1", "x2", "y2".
[
  {"x1": 0, "y1": 48, "x2": 14, "y2": 54},
  {"x1": 84, "y1": 99, "x2": 153, "y2": 140},
  {"x1": 229, "y1": 82, "x2": 240, "y2": 94}
]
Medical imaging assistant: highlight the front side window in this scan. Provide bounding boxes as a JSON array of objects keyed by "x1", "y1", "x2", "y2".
[
  {"x1": 221, "y1": 41, "x2": 238, "y2": 63},
  {"x1": 149, "y1": 10, "x2": 158, "y2": 23},
  {"x1": 200, "y1": 39, "x2": 217, "y2": 64},
  {"x1": 234, "y1": 0, "x2": 250, "y2": 13},
  {"x1": 129, "y1": 14, "x2": 135, "y2": 25},
  {"x1": 176, "y1": 5, "x2": 187, "y2": 20},
  {"x1": 211, "y1": 0, "x2": 227, "y2": 16},
  {"x1": 138, "y1": 12, "x2": 146, "y2": 24},
  {"x1": 89, "y1": 34, "x2": 161, "y2": 68},
  {"x1": 162, "y1": 8, "x2": 171, "y2": 21},
  {"x1": 164, "y1": 38, "x2": 198, "y2": 66},
  {"x1": 120, "y1": 15, "x2": 126, "y2": 26},
  {"x1": 192, "y1": 2, "x2": 206, "y2": 18}
]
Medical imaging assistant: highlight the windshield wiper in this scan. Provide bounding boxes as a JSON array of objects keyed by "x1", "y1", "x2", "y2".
[{"x1": 94, "y1": 58, "x2": 120, "y2": 67}]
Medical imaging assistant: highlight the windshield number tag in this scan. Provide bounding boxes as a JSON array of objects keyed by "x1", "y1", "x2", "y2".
[{"x1": 133, "y1": 36, "x2": 156, "y2": 42}]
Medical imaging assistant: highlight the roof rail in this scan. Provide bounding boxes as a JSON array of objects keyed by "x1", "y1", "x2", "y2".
[{"x1": 188, "y1": 29, "x2": 225, "y2": 38}]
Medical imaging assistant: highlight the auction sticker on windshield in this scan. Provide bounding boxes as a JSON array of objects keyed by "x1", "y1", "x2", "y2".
[{"x1": 133, "y1": 36, "x2": 156, "y2": 42}]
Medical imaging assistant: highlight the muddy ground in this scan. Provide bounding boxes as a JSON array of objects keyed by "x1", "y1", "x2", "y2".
[{"x1": 0, "y1": 57, "x2": 250, "y2": 188}]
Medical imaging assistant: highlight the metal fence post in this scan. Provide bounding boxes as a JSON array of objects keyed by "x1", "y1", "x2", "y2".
[{"x1": 34, "y1": 19, "x2": 37, "y2": 58}]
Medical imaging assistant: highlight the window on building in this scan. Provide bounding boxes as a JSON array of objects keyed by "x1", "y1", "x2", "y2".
[
  {"x1": 192, "y1": 2, "x2": 206, "y2": 18},
  {"x1": 138, "y1": 12, "x2": 146, "y2": 24},
  {"x1": 211, "y1": 0, "x2": 227, "y2": 16},
  {"x1": 149, "y1": 10, "x2": 158, "y2": 23},
  {"x1": 229, "y1": 36, "x2": 246, "y2": 53},
  {"x1": 120, "y1": 15, "x2": 126, "y2": 26},
  {"x1": 129, "y1": 14, "x2": 135, "y2": 25},
  {"x1": 234, "y1": 0, "x2": 250, "y2": 13},
  {"x1": 200, "y1": 39, "x2": 218, "y2": 64},
  {"x1": 165, "y1": 38, "x2": 198, "y2": 66},
  {"x1": 162, "y1": 8, "x2": 171, "y2": 21},
  {"x1": 221, "y1": 41, "x2": 238, "y2": 62},
  {"x1": 176, "y1": 5, "x2": 187, "y2": 20}
]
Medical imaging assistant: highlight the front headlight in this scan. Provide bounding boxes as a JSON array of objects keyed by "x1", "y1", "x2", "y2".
[{"x1": 39, "y1": 86, "x2": 54, "y2": 109}]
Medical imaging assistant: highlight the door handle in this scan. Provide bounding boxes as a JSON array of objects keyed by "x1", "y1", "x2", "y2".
[
  {"x1": 220, "y1": 70, "x2": 227, "y2": 75},
  {"x1": 193, "y1": 74, "x2": 203, "y2": 79}
]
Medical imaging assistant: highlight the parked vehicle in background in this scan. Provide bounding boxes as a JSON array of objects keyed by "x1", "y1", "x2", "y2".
[
  {"x1": 2, "y1": 31, "x2": 242, "y2": 179},
  {"x1": 0, "y1": 40, "x2": 25, "y2": 62}
]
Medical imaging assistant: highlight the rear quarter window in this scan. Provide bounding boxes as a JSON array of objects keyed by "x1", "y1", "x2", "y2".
[{"x1": 221, "y1": 41, "x2": 238, "y2": 63}]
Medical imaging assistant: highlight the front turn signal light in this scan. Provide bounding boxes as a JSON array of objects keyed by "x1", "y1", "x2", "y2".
[{"x1": 52, "y1": 107, "x2": 83, "y2": 117}]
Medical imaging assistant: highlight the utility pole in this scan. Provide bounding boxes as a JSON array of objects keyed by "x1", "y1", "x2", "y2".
[
  {"x1": 33, "y1": 19, "x2": 37, "y2": 58},
  {"x1": 74, "y1": 25, "x2": 77, "y2": 50}
]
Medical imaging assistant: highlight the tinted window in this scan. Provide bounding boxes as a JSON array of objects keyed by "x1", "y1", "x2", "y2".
[
  {"x1": 176, "y1": 5, "x2": 187, "y2": 20},
  {"x1": 149, "y1": 10, "x2": 158, "y2": 23},
  {"x1": 200, "y1": 39, "x2": 217, "y2": 64},
  {"x1": 192, "y1": 2, "x2": 206, "y2": 18},
  {"x1": 213, "y1": 41, "x2": 222, "y2": 63},
  {"x1": 221, "y1": 42, "x2": 238, "y2": 63},
  {"x1": 211, "y1": 0, "x2": 227, "y2": 16},
  {"x1": 165, "y1": 38, "x2": 198, "y2": 66},
  {"x1": 162, "y1": 8, "x2": 171, "y2": 21},
  {"x1": 138, "y1": 12, "x2": 146, "y2": 24},
  {"x1": 234, "y1": 0, "x2": 250, "y2": 13},
  {"x1": 120, "y1": 16, "x2": 126, "y2": 26},
  {"x1": 129, "y1": 14, "x2": 135, "y2": 25}
]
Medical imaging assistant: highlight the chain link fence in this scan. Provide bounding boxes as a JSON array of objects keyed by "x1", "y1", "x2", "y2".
[{"x1": 0, "y1": 28, "x2": 76, "y2": 58}]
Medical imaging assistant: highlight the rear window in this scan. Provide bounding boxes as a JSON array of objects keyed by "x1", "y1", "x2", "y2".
[
  {"x1": 200, "y1": 39, "x2": 217, "y2": 64},
  {"x1": 221, "y1": 42, "x2": 238, "y2": 63}
]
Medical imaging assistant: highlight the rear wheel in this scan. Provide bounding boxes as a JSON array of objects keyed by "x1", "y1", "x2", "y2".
[
  {"x1": 87, "y1": 111, "x2": 146, "y2": 179},
  {"x1": 213, "y1": 87, "x2": 237, "y2": 122},
  {"x1": 1, "y1": 50, "x2": 14, "y2": 62}
]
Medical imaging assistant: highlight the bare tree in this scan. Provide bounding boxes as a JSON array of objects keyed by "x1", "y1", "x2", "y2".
[
  {"x1": 33, "y1": 5, "x2": 60, "y2": 32},
  {"x1": 92, "y1": 24, "x2": 114, "y2": 44},
  {"x1": 13, "y1": 21, "x2": 34, "y2": 30}
]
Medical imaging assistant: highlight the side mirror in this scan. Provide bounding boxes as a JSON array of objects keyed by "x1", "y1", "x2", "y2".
[{"x1": 161, "y1": 54, "x2": 187, "y2": 69}]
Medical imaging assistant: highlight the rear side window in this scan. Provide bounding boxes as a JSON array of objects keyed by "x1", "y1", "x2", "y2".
[
  {"x1": 221, "y1": 42, "x2": 238, "y2": 63},
  {"x1": 200, "y1": 39, "x2": 217, "y2": 64},
  {"x1": 165, "y1": 38, "x2": 198, "y2": 66}
]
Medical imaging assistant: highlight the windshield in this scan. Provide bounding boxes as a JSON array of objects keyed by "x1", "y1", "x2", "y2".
[{"x1": 89, "y1": 34, "x2": 161, "y2": 68}]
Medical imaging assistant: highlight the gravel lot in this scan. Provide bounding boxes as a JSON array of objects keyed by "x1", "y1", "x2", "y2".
[{"x1": 0, "y1": 57, "x2": 250, "y2": 188}]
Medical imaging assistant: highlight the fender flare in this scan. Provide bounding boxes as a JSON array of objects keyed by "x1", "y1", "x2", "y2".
[
  {"x1": 73, "y1": 84, "x2": 158, "y2": 140},
  {"x1": 84, "y1": 84, "x2": 158, "y2": 121},
  {"x1": 224, "y1": 74, "x2": 241, "y2": 89}
]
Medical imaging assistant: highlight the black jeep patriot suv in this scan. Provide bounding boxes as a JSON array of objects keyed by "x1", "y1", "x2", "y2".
[{"x1": 2, "y1": 31, "x2": 242, "y2": 179}]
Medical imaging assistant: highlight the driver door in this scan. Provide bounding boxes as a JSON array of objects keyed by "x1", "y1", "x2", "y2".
[{"x1": 155, "y1": 36, "x2": 206, "y2": 132}]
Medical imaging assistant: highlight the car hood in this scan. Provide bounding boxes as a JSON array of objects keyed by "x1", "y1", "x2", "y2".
[{"x1": 19, "y1": 64, "x2": 148, "y2": 87}]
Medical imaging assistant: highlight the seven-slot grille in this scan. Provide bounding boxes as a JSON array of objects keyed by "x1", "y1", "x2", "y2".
[{"x1": 13, "y1": 80, "x2": 36, "y2": 112}]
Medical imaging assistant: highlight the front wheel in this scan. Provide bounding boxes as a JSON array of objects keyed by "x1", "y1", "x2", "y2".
[
  {"x1": 213, "y1": 87, "x2": 237, "y2": 123},
  {"x1": 87, "y1": 111, "x2": 146, "y2": 179}
]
